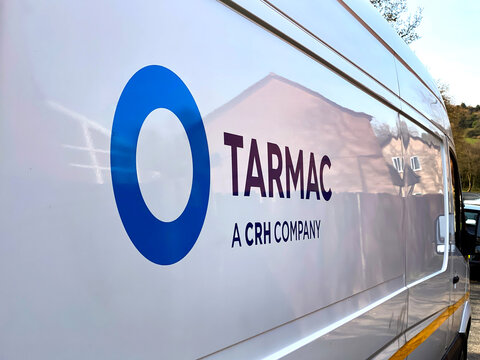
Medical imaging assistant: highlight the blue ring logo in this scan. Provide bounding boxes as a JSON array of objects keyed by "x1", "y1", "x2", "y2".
[{"x1": 110, "y1": 66, "x2": 210, "y2": 265}]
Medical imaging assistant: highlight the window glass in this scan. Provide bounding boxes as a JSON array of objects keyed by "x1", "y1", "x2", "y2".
[{"x1": 450, "y1": 153, "x2": 463, "y2": 246}]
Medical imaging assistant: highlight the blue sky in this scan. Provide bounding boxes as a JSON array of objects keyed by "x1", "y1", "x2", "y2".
[{"x1": 407, "y1": 0, "x2": 480, "y2": 105}]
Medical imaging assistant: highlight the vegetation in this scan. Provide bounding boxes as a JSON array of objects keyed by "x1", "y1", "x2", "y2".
[
  {"x1": 442, "y1": 89, "x2": 480, "y2": 192},
  {"x1": 370, "y1": 0, "x2": 423, "y2": 44}
]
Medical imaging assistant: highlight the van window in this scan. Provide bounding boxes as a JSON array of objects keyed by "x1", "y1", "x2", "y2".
[{"x1": 450, "y1": 153, "x2": 461, "y2": 244}]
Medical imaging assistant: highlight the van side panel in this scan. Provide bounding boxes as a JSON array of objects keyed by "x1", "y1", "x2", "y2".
[
  {"x1": 0, "y1": 0, "x2": 407, "y2": 358},
  {"x1": 0, "y1": 0, "x2": 462, "y2": 359},
  {"x1": 448, "y1": 143, "x2": 470, "y2": 345},
  {"x1": 261, "y1": 0, "x2": 400, "y2": 96},
  {"x1": 395, "y1": 61, "x2": 449, "y2": 134},
  {"x1": 401, "y1": 117, "x2": 450, "y2": 359}
]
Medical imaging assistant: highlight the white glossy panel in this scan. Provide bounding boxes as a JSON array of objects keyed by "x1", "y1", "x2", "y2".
[
  {"x1": 460, "y1": 301, "x2": 470, "y2": 333},
  {"x1": 1, "y1": 1, "x2": 405, "y2": 357},
  {"x1": 399, "y1": 97, "x2": 453, "y2": 142},
  {"x1": 229, "y1": 0, "x2": 403, "y2": 112},
  {"x1": 396, "y1": 60, "x2": 450, "y2": 135},
  {"x1": 406, "y1": 312, "x2": 450, "y2": 359},
  {"x1": 403, "y1": 120, "x2": 450, "y2": 358},
  {"x1": 342, "y1": 0, "x2": 443, "y2": 101},
  {"x1": 0, "y1": 0, "x2": 463, "y2": 359},
  {"x1": 402, "y1": 119, "x2": 445, "y2": 282},
  {"x1": 448, "y1": 145, "x2": 469, "y2": 341},
  {"x1": 204, "y1": 277, "x2": 405, "y2": 359},
  {"x1": 280, "y1": 290, "x2": 407, "y2": 360},
  {"x1": 136, "y1": 108, "x2": 193, "y2": 221},
  {"x1": 265, "y1": 0, "x2": 399, "y2": 96}
]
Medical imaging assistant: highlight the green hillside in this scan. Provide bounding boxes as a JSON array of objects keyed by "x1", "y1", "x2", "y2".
[
  {"x1": 465, "y1": 137, "x2": 480, "y2": 145},
  {"x1": 446, "y1": 101, "x2": 480, "y2": 191}
]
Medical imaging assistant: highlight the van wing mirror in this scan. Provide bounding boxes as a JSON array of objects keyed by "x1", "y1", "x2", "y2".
[{"x1": 436, "y1": 214, "x2": 476, "y2": 255}]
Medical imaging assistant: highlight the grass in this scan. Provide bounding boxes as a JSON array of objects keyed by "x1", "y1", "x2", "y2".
[{"x1": 465, "y1": 137, "x2": 480, "y2": 144}]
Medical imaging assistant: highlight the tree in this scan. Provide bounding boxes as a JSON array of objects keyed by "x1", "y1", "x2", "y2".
[
  {"x1": 441, "y1": 84, "x2": 480, "y2": 191},
  {"x1": 370, "y1": 0, "x2": 423, "y2": 44},
  {"x1": 437, "y1": 81, "x2": 451, "y2": 105}
]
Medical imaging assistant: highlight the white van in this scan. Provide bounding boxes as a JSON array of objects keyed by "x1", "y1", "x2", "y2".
[{"x1": 0, "y1": 0, "x2": 475, "y2": 359}]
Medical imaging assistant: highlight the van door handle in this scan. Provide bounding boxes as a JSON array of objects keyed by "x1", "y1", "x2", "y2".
[{"x1": 453, "y1": 275, "x2": 460, "y2": 284}]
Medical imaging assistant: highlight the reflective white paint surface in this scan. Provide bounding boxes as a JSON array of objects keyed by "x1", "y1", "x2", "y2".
[
  {"x1": 265, "y1": 0, "x2": 399, "y2": 96},
  {"x1": 0, "y1": 0, "x2": 468, "y2": 359},
  {"x1": 137, "y1": 108, "x2": 193, "y2": 222}
]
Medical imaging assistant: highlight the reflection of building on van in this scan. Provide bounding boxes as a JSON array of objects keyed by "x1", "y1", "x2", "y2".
[
  {"x1": 392, "y1": 156, "x2": 404, "y2": 173},
  {"x1": 0, "y1": 1, "x2": 476, "y2": 360},
  {"x1": 207, "y1": 73, "x2": 404, "y2": 196},
  {"x1": 381, "y1": 133, "x2": 443, "y2": 196},
  {"x1": 411, "y1": 156, "x2": 421, "y2": 171}
]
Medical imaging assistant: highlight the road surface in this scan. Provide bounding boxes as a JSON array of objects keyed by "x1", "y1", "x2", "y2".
[{"x1": 469, "y1": 279, "x2": 480, "y2": 359}]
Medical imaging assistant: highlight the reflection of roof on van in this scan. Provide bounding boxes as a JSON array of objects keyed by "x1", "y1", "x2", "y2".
[
  {"x1": 206, "y1": 73, "x2": 403, "y2": 195},
  {"x1": 259, "y1": 1, "x2": 449, "y2": 137},
  {"x1": 206, "y1": 73, "x2": 371, "y2": 121}
]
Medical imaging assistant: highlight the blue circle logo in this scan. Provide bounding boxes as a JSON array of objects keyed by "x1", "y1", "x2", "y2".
[{"x1": 110, "y1": 66, "x2": 210, "y2": 265}]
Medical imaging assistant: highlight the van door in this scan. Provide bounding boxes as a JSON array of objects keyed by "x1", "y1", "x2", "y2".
[
  {"x1": 448, "y1": 152, "x2": 469, "y2": 344},
  {"x1": 401, "y1": 117, "x2": 450, "y2": 359}
]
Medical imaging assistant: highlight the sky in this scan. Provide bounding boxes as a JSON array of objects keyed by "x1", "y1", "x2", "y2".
[{"x1": 407, "y1": 0, "x2": 480, "y2": 106}]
